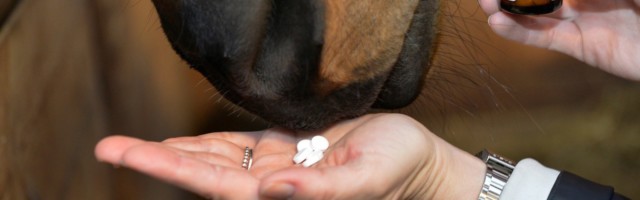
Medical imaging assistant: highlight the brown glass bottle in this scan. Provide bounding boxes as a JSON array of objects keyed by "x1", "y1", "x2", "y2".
[{"x1": 500, "y1": 0, "x2": 562, "y2": 15}]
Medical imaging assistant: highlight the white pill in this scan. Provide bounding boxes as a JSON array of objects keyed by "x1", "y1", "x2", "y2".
[
  {"x1": 293, "y1": 148, "x2": 312, "y2": 164},
  {"x1": 302, "y1": 150, "x2": 324, "y2": 167},
  {"x1": 297, "y1": 139, "x2": 311, "y2": 151},
  {"x1": 311, "y1": 136, "x2": 329, "y2": 151}
]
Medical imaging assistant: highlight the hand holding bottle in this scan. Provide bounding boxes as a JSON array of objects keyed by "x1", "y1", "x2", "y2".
[{"x1": 480, "y1": 0, "x2": 640, "y2": 81}]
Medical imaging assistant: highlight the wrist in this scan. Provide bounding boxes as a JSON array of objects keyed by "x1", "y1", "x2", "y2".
[
  {"x1": 409, "y1": 138, "x2": 486, "y2": 200},
  {"x1": 437, "y1": 145, "x2": 487, "y2": 199}
]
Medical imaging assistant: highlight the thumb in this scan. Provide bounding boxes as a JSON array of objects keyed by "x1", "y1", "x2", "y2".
[
  {"x1": 488, "y1": 12, "x2": 583, "y2": 57},
  {"x1": 488, "y1": 13, "x2": 559, "y2": 47},
  {"x1": 259, "y1": 163, "x2": 391, "y2": 199}
]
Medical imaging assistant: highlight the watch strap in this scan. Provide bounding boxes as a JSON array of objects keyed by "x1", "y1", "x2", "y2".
[{"x1": 477, "y1": 149, "x2": 516, "y2": 200}]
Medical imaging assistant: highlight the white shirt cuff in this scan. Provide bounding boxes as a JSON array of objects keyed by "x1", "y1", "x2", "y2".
[{"x1": 500, "y1": 158, "x2": 560, "y2": 200}]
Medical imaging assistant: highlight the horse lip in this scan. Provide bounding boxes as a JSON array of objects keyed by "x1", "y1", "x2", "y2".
[{"x1": 371, "y1": 0, "x2": 438, "y2": 109}]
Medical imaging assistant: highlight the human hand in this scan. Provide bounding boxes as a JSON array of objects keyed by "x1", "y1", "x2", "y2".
[
  {"x1": 479, "y1": 0, "x2": 640, "y2": 80},
  {"x1": 95, "y1": 114, "x2": 486, "y2": 199}
]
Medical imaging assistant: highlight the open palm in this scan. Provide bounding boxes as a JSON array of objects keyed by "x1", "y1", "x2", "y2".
[
  {"x1": 480, "y1": 0, "x2": 640, "y2": 80},
  {"x1": 95, "y1": 114, "x2": 481, "y2": 199}
]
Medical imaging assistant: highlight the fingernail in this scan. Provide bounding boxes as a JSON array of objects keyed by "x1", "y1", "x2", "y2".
[{"x1": 260, "y1": 182, "x2": 295, "y2": 199}]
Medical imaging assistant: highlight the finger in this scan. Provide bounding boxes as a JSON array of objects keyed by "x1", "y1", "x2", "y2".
[
  {"x1": 248, "y1": 152, "x2": 293, "y2": 179},
  {"x1": 247, "y1": 128, "x2": 298, "y2": 178},
  {"x1": 165, "y1": 131, "x2": 261, "y2": 148},
  {"x1": 163, "y1": 138, "x2": 245, "y2": 162},
  {"x1": 253, "y1": 128, "x2": 297, "y2": 157},
  {"x1": 169, "y1": 149, "x2": 240, "y2": 168},
  {"x1": 259, "y1": 150, "x2": 411, "y2": 200},
  {"x1": 95, "y1": 135, "x2": 146, "y2": 165},
  {"x1": 259, "y1": 167, "x2": 353, "y2": 199},
  {"x1": 120, "y1": 143, "x2": 259, "y2": 199},
  {"x1": 487, "y1": 12, "x2": 583, "y2": 55},
  {"x1": 478, "y1": 0, "x2": 500, "y2": 15},
  {"x1": 259, "y1": 166, "x2": 390, "y2": 199}
]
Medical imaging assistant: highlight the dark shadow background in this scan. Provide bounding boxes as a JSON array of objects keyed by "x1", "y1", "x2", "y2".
[{"x1": 1, "y1": 0, "x2": 638, "y2": 199}]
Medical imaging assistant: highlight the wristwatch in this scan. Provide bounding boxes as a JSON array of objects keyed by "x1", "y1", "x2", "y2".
[{"x1": 476, "y1": 149, "x2": 516, "y2": 200}]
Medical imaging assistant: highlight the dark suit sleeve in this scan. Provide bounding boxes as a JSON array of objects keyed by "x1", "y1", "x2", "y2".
[{"x1": 547, "y1": 171, "x2": 630, "y2": 200}]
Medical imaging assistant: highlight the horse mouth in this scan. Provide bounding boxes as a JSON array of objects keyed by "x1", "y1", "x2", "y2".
[{"x1": 151, "y1": 0, "x2": 439, "y2": 130}]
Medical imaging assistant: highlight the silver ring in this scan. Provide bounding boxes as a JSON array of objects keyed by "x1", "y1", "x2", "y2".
[{"x1": 242, "y1": 147, "x2": 253, "y2": 170}]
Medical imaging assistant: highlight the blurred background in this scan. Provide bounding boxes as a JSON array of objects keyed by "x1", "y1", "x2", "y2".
[{"x1": 1, "y1": 0, "x2": 638, "y2": 199}]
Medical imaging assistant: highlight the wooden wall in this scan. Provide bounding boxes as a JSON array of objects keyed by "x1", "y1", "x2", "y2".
[{"x1": 0, "y1": 0, "x2": 212, "y2": 199}]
